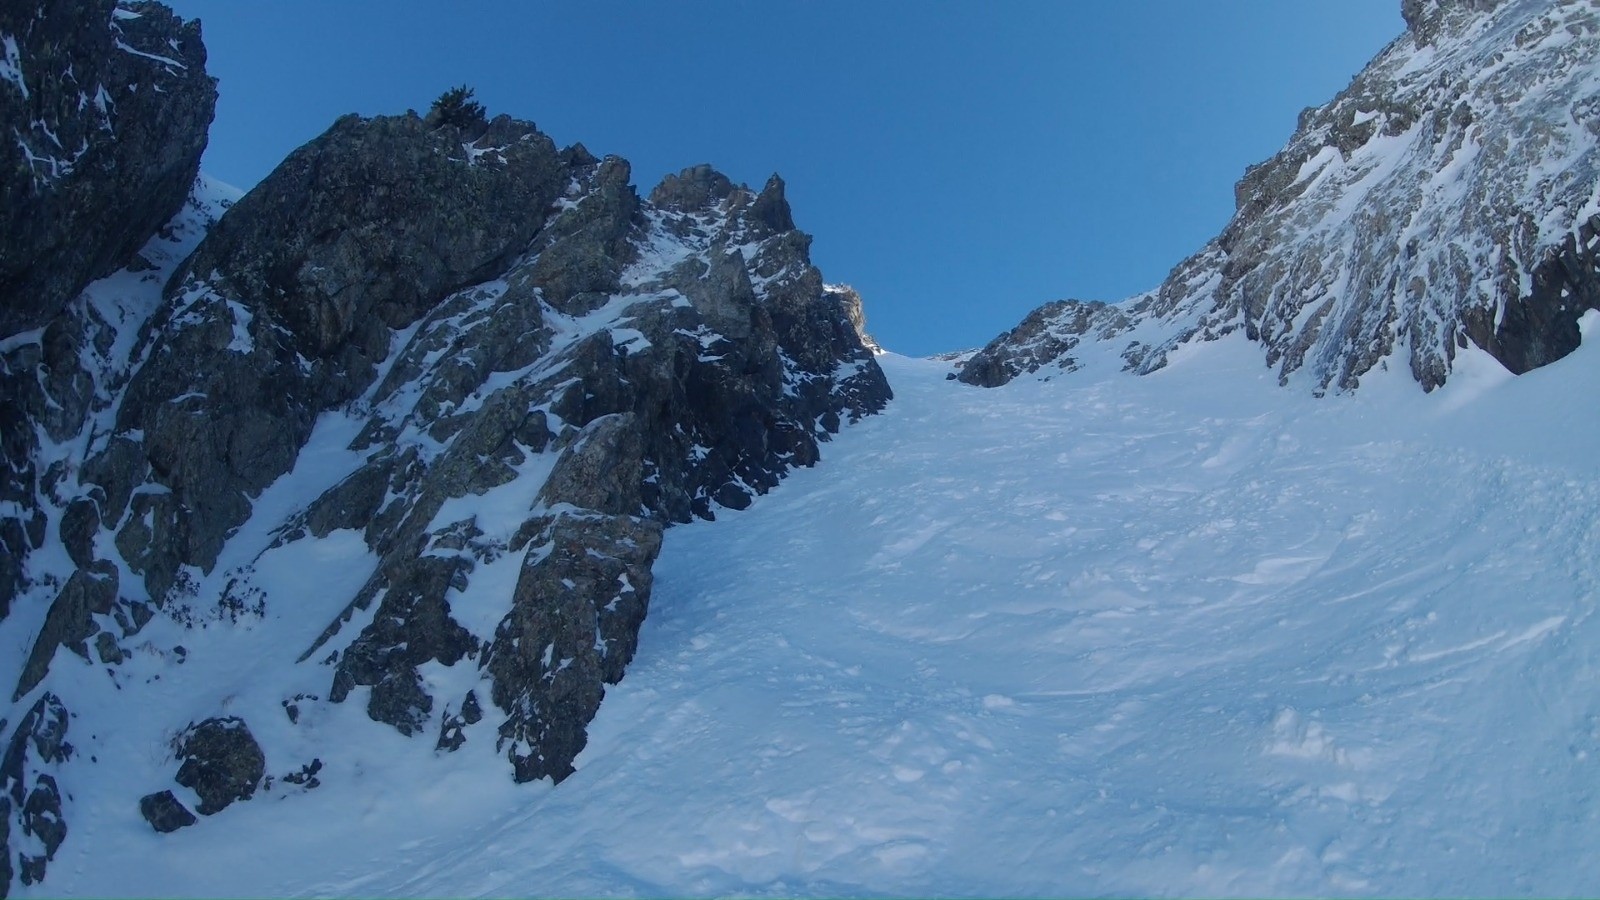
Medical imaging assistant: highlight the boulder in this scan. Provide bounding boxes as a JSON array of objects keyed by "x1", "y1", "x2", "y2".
[
  {"x1": 138, "y1": 790, "x2": 197, "y2": 833},
  {"x1": 173, "y1": 717, "x2": 265, "y2": 815}
]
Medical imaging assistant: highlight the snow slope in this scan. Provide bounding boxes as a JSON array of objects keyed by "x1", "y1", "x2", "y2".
[{"x1": 32, "y1": 314, "x2": 1600, "y2": 897}]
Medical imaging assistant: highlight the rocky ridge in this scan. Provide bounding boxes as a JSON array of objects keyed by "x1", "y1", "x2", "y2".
[
  {"x1": 0, "y1": 2, "x2": 887, "y2": 892},
  {"x1": 961, "y1": 0, "x2": 1600, "y2": 392}
]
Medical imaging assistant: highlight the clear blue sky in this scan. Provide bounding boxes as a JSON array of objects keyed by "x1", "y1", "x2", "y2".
[{"x1": 163, "y1": 1, "x2": 1401, "y2": 356}]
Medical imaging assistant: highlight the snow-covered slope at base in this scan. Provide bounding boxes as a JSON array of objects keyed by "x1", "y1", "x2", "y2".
[{"x1": 36, "y1": 323, "x2": 1600, "y2": 897}]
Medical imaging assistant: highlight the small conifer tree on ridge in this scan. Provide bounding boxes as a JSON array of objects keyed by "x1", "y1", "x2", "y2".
[{"x1": 428, "y1": 85, "x2": 487, "y2": 130}]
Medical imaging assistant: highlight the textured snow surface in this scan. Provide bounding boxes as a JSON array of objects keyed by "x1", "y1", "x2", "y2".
[{"x1": 29, "y1": 321, "x2": 1600, "y2": 897}]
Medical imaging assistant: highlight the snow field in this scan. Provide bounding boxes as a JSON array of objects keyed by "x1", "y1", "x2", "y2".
[
  {"x1": 588, "y1": 341, "x2": 1600, "y2": 897},
  {"x1": 33, "y1": 317, "x2": 1600, "y2": 897}
]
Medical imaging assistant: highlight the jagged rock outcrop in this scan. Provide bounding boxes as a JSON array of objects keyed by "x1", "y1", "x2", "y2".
[
  {"x1": 0, "y1": 0, "x2": 214, "y2": 338},
  {"x1": 956, "y1": 300, "x2": 1131, "y2": 387},
  {"x1": 0, "y1": 7, "x2": 889, "y2": 883},
  {"x1": 265, "y1": 144, "x2": 891, "y2": 780},
  {"x1": 0, "y1": 4, "x2": 215, "y2": 889},
  {"x1": 962, "y1": 0, "x2": 1600, "y2": 393},
  {"x1": 2, "y1": 176, "x2": 229, "y2": 718},
  {"x1": 1402, "y1": 0, "x2": 1505, "y2": 44},
  {"x1": 137, "y1": 791, "x2": 196, "y2": 833},
  {"x1": 107, "y1": 111, "x2": 567, "y2": 606},
  {"x1": 0, "y1": 0, "x2": 215, "y2": 627},
  {"x1": 1, "y1": 694, "x2": 71, "y2": 892},
  {"x1": 483, "y1": 511, "x2": 662, "y2": 782},
  {"x1": 145, "y1": 130, "x2": 883, "y2": 783}
]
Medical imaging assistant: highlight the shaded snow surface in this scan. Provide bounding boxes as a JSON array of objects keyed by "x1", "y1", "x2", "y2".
[{"x1": 36, "y1": 323, "x2": 1600, "y2": 897}]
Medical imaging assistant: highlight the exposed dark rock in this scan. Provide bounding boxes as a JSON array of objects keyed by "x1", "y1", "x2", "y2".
[
  {"x1": 958, "y1": 300, "x2": 1131, "y2": 387},
  {"x1": 0, "y1": 0, "x2": 215, "y2": 338},
  {"x1": 104, "y1": 110, "x2": 568, "y2": 605},
  {"x1": 436, "y1": 692, "x2": 483, "y2": 753},
  {"x1": 2, "y1": 694, "x2": 71, "y2": 895},
  {"x1": 538, "y1": 413, "x2": 646, "y2": 516},
  {"x1": 14, "y1": 563, "x2": 119, "y2": 701},
  {"x1": 329, "y1": 551, "x2": 477, "y2": 734},
  {"x1": 1402, "y1": 0, "x2": 1506, "y2": 44},
  {"x1": 169, "y1": 112, "x2": 564, "y2": 357},
  {"x1": 280, "y1": 758, "x2": 323, "y2": 790},
  {"x1": 526, "y1": 155, "x2": 639, "y2": 315},
  {"x1": 1461, "y1": 215, "x2": 1600, "y2": 376},
  {"x1": 115, "y1": 598, "x2": 154, "y2": 638},
  {"x1": 280, "y1": 154, "x2": 886, "y2": 775},
  {"x1": 648, "y1": 163, "x2": 736, "y2": 212},
  {"x1": 749, "y1": 174, "x2": 797, "y2": 236},
  {"x1": 58, "y1": 499, "x2": 101, "y2": 570},
  {"x1": 656, "y1": 238, "x2": 761, "y2": 341},
  {"x1": 79, "y1": 436, "x2": 147, "y2": 529},
  {"x1": 17, "y1": 774, "x2": 66, "y2": 885},
  {"x1": 0, "y1": 0, "x2": 216, "y2": 623},
  {"x1": 173, "y1": 717, "x2": 265, "y2": 815},
  {"x1": 138, "y1": 790, "x2": 197, "y2": 833},
  {"x1": 280, "y1": 694, "x2": 316, "y2": 726},
  {"x1": 302, "y1": 462, "x2": 393, "y2": 539},
  {"x1": 1, "y1": 696, "x2": 72, "y2": 779},
  {"x1": 0, "y1": 425, "x2": 35, "y2": 620},
  {"x1": 485, "y1": 512, "x2": 663, "y2": 783}
]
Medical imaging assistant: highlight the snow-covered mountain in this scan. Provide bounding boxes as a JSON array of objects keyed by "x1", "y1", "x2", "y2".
[
  {"x1": 0, "y1": 2, "x2": 887, "y2": 892},
  {"x1": 3, "y1": 0, "x2": 1600, "y2": 896},
  {"x1": 960, "y1": 0, "x2": 1600, "y2": 393}
]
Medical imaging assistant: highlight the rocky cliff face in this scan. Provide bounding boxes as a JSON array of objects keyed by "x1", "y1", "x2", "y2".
[
  {"x1": 962, "y1": 0, "x2": 1600, "y2": 393},
  {"x1": 0, "y1": 0, "x2": 215, "y2": 637},
  {"x1": 0, "y1": 3, "x2": 888, "y2": 893},
  {"x1": 0, "y1": 5, "x2": 215, "y2": 886},
  {"x1": 0, "y1": 0, "x2": 214, "y2": 338}
]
